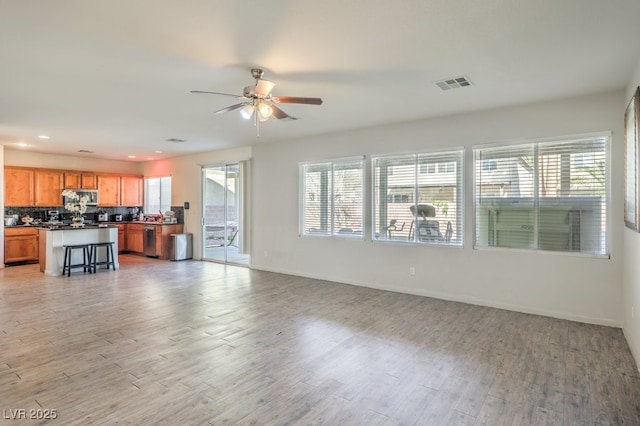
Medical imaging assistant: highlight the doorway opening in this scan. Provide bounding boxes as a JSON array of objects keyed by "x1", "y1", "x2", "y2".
[{"x1": 202, "y1": 163, "x2": 249, "y2": 265}]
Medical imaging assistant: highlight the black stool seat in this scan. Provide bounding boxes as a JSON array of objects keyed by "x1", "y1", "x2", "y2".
[
  {"x1": 62, "y1": 244, "x2": 92, "y2": 276},
  {"x1": 89, "y1": 242, "x2": 116, "y2": 272}
]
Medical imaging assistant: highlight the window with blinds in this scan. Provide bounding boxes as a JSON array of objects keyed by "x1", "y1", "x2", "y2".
[
  {"x1": 299, "y1": 158, "x2": 364, "y2": 237},
  {"x1": 372, "y1": 149, "x2": 464, "y2": 245},
  {"x1": 144, "y1": 176, "x2": 172, "y2": 213},
  {"x1": 474, "y1": 135, "x2": 609, "y2": 255}
]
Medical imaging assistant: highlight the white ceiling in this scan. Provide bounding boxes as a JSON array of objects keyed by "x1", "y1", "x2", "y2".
[{"x1": 1, "y1": 0, "x2": 640, "y2": 162}]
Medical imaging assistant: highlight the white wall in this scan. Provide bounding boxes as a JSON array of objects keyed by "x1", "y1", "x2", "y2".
[
  {"x1": 140, "y1": 146, "x2": 252, "y2": 260},
  {"x1": 252, "y1": 90, "x2": 625, "y2": 327},
  {"x1": 623, "y1": 57, "x2": 640, "y2": 369},
  {"x1": 4, "y1": 149, "x2": 143, "y2": 174}
]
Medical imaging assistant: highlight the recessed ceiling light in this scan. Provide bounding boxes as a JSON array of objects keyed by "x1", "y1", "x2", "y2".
[
  {"x1": 17, "y1": 143, "x2": 29, "y2": 147},
  {"x1": 154, "y1": 150, "x2": 163, "y2": 154},
  {"x1": 38, "y1": 135, "x2": 50, "y2": 139},
  {"x1": 128, "y1": 155, "x2": 136, "y2": 158}
]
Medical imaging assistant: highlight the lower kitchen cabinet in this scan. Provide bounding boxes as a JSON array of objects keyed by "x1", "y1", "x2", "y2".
[
  {"x1": 156, "y1": 224, "x2": 183, "y2": 260},
  {"x1": 5, "y1": 227, "x2": 39, "y2": 264},
  {"x1": 126, "y1": 223, "x2": 144, "y2": 254},
  {"x1": 111, "y1": 223, "x2": 126, "y2": 253},
  {"x1": 120, "y1": 223, "x2": 183, "y2": 258}
]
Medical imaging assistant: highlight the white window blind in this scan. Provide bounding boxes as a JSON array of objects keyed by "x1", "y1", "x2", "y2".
[
  {"x1": 372, "y1": 149, "x2": 464, "y2": 245},
  {"x1": 300, "y1": 158, "x2": 364, "y2": 237},
  {"x1": 474, "y1": 135, "x2": 608, "y2": 255},
  {"x1": 144, "y1": 176, "x2": 172, "y2": 213}
]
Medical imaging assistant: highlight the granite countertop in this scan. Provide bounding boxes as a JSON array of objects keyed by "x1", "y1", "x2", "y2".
[
  {"x1": 39, "y1": 224, "x2": 119, "y2": 230},
  {"x1": 124, "y1": 221, "x2": 181, "y2": 225},
  {"x1": 4, "y1": 221, "x2": 180, "y2": 229}
]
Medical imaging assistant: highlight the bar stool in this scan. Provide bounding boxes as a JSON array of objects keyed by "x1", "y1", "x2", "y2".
[
  {"x1": 62, "y1": 244, "x2": 92, "y2": 276},
  {"x1": 89, "y1": 242, "x2": 116, "y2": 273}
]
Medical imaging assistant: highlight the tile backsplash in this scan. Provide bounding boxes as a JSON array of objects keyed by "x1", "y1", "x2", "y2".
[{"x1": 5, "y1": 206, "x2": 184, "y2": 223}]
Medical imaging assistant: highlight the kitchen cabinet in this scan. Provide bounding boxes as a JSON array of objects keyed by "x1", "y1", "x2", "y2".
[
  {"x1": 4, "y1": 166, "x2": 142, "y2": 207},
  {"x1": 123, "y1": 223, "x2": 183, "y2": 258},
  {"x1": 126, "y1": 223, "x2": 144, "y2": 254},
  {"x1": 121, "y1": 176, "x2": 143, "y2": 206},
  {"x1": 156, "y1": 224, "x2": 183, "y2": 259},
  {"x1": 64, "y1": 172, "x2": 81, "y2": 188},
  {"x1": 34, "y1": 170, "x2": 64, "y2": 206},
  {"x1": 5, "y1": 167, "x2": 34, "y2": 206},
  {"x1": 98, "y1": 175, "x2": 121, "y2": 206},
  {"x1": 81, "y1": 174, "x2": 98, "y2": 189},
  {"x1": 112, "y1": 223, "x2": 126, "y2": 253},
  {"x1": 5, "y1": 227, "x2": 38, "y2": 264},
  {"x1": 65, "y1": 172, "x2": 98, "y2": 189}
]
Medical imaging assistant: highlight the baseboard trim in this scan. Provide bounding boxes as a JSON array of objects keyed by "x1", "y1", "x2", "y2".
[{"x1": 250, "y1": 264, "x2": 622, "y2": 328}]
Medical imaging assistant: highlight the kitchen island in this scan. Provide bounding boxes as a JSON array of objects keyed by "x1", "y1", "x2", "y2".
[{"x1": 38, "y1": 225, "x2": 119, "y2": 276}]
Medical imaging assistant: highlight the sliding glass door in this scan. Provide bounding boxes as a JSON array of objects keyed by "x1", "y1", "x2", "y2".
[{"x1": 202, "y1": 163, "x2": 249, "y2": 265}]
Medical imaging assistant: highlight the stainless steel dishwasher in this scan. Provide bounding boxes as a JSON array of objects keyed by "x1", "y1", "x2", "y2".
[{"x1": 143, "y1": 225, "x2": 157, "y2": 257}]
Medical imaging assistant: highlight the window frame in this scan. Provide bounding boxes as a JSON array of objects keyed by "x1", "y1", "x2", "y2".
[
  {"x1": 371, "y1": 148, "x2": 464, "y2": 246},
  {"x1": 299, "y1": 156, "x2": 365, "y2": 238},
  {"x1": 472, "y1": 132, "x2": 611, "y2": 257},
  {"x1": 144, "y1": 176, "x2": 172, "y2": 214}
]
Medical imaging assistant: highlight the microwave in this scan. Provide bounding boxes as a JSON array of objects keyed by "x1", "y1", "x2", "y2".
[{"x1": 63, "y1": 189, "x2": 99, "y2": 206}]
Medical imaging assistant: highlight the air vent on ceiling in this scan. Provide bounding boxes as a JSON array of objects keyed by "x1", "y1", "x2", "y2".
[
  {"x1": 77, "y1": 149, "x2": 94, "y2": 153},
  {"x1": 435, "y1": 76, "x2": 472, "y2": 91},
  {"x1": 166, "y1": 138, "x2": 186, "y2": 143}
]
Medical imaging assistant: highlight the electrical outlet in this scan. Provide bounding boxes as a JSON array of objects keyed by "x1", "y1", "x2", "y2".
[{"x1": 409, "y1": 266, "x2": 415, "y2": 276}]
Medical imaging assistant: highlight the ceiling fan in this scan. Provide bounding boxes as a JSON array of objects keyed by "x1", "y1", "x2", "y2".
[{"x1": 191, "y1": 68, "x2": 323, "y2": 135}]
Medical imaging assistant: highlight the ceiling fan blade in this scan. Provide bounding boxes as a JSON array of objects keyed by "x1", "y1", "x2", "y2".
[
  {"x1": 272, "y1": 96, "x2": 323, "y2": 105},
  {"x1": 191, "y1": 90, "x2": 243, "y2": 98},
  {"x1": 214, "y1": 102, "x2": 249, "y2": 114},
  {"x1": 270, "y1": 104, "x2": 298, "y2": 120},
  {"x1": 254, "y1": 79, "x2": 275, "y2": 97}
]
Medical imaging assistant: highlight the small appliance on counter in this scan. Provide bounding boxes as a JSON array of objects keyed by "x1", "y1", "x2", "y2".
[
  {"x1": 97, "y1": 212, "x2": 109, "y2": 222},
  {"x1": 162, "y1": 210, "x2": 177, "y2": 224},
  {"x1": 48, "y1": 210, "x2": 60, "y2": 222},
  {"x1": 143, "y1": 214, "x2": 160, "y2": 223},
  {"x1": 126, "y1": 207, "x2": 140, "y2": 221},
  {"x1": 112, "y1": 214, "x2": 123, "y2": 222}
]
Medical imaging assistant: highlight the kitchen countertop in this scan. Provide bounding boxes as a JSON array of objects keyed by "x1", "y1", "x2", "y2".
[
  {"x1": 119, "y1": 221, "x2": 180, "y2": 225},
  {"x1": 41, "y1": 224, "x2": 120, "y2": 231},
  {"x1": 5, "y1": 221, "x2": 180, "y2": 228}
]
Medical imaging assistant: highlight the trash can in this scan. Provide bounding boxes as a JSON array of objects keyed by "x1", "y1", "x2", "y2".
[{"x1": 169, "y1": 233, "x2": 193, "y2": 261}]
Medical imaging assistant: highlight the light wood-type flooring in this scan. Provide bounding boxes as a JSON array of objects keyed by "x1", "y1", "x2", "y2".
[{"x1": 1, "y1": 255, "x2": 639, "y2": 425}]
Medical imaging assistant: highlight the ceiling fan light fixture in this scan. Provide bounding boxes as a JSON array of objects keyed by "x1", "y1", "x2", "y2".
[
  {"x1": 191, "y1": 68, "x2": 322, "y2": 135},
  {"x1": 258, "y1": 103, "x2": 273, "y2": 121},
  {"x1": 240, "y1": 104, "x2": 255, "y2": 120}
]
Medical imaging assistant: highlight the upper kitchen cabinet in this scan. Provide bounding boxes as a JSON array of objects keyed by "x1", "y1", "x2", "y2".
[
  {"x1": 81, "y1": 174, "x2": 98, "y2": 189},
  {"x1": 97, "y1": 174, "x2": 121, "y2": 206},
  {"x1": 34, "y1": 170, "x2": 64, "y2": 206},
  {"x1": 64, "y1": 172, "x2": 98, "y2": 189},
  {"x1": 121, "y1": 176, "x2": 143, "y2": 206},
  {"x1": 5, "y1": 167, "x2": 35, "y2": 206}
]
